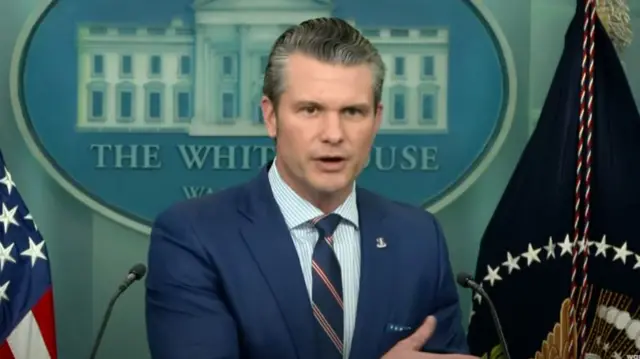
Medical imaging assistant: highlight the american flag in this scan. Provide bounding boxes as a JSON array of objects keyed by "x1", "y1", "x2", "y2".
[{"x1": 0, "y1": 150, "x2": 57, "y2": 359}]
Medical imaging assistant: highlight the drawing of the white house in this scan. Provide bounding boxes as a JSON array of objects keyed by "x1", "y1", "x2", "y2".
[{"x1": 75, "y1": 0, "x2": 449, "y2": 136}]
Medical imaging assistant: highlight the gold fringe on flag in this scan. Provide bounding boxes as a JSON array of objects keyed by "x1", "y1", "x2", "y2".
[{"x1": 596, "y1": 0, "x2": 633, "y2": 53}]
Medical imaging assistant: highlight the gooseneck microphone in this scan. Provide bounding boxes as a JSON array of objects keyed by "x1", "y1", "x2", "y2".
[
  {"x1": 89, "y1": 263, "x2": 147, "y2": 359},
  {"x1": 456, "y1": 272, "x2": 512, "y2": 359}
]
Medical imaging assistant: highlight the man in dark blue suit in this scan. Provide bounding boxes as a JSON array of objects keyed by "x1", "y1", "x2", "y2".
[{"x1": 145, "y1": 17, "x2": 473, "y2": 359}]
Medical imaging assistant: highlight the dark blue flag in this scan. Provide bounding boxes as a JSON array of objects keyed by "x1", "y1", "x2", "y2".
[{"x1": 466, "y1": 1, "x2": 640, "y2": 358}]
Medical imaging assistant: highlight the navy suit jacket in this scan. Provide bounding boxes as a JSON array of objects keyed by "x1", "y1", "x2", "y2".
[{"x1": 145, "y1": 164, "x2": 469, "y2": 358}]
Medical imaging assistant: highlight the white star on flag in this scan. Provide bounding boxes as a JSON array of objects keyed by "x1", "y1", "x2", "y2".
[
  {"x1": 483, "y1": 265, "x2": 501, "y2": 286},
  {"x1": 0, "y1": 241, "x2": 16, "y2": 271},
  {"x1": 544, "y1": 236, "x2": 556, "y2": 259},
  {"x1": 0, "y1": 280, "x2": 9, "y2": 303},
  {"x1": 20, "y1": 237, "x2": 47, "y2": 267},
  {"x1": 0, "y1": 168, "x2": 15, "y2": 195},
  {"x1": 522, "y1": 244, "x2": 541, "y2": 266},
  {"x1": 502, "y1": 252, "x2": 520, "y2": 274},
  {"x1": 558, "y1": 234, "x2": 574, "y2": 257},
  {"x1": 594, "y1": 235, "x2": 610, "y2": 257},
  {"x1": 613, "y1": 242, "x2": 633, "y2": 264},
  {"x1": 0, "y1": 203, "x2": 18, "y2": 234}
]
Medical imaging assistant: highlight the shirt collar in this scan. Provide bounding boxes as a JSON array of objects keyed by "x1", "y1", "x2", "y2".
[{"x1": 268, "y1": 158, "x2": 359, "y2": 230}]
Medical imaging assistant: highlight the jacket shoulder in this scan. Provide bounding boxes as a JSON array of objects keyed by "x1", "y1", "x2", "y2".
[
  {"x1": 152, "y1": 181, "x2": 248, "y2": 230},
  {"x1": 357, "y1": 187, "x2": 439, "y2": 226}
]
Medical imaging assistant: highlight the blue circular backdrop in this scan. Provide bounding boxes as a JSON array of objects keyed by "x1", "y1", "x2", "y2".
[{"x1": 17, "y1": 0, "x2": 511, "y2": 228}]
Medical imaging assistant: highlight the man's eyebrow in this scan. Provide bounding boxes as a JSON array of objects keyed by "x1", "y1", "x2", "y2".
[
  {"x1": 343, "y1": 103, "x2": 371, "y2": 110},
  {"x1": 292, "y1": 100, "x2": 323, "y2": 107},
  {"x1": 291, "y1": 101, "x2": 371, "y2": 110}
]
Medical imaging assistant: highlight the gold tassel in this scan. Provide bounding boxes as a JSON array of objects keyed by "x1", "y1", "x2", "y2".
[{"x1": 596, "y1": 0, "x2": 633, "y2": 54}]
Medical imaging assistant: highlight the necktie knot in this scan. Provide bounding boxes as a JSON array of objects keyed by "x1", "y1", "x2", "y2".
[{"x1": 313, "y1": 213, "x2": 342, "y2": 238}]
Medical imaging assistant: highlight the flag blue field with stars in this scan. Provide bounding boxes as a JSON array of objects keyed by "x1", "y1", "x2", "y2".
[
  {"x1": 466, "y1": 1, "x2": 640, "y2": 358},
  {"x1": 0, "y1": 149, "x2": 57, "y2": 358}
]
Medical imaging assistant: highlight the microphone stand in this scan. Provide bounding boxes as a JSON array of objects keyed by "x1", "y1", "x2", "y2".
[
  {"x1": 89, "y1": 263, "x2": 146, "y2": 359},
  {"x1": 472, "y1": 284, "x2": 511, "y2": 359},
  {"x1": 88, "y1": 287, "x2": 127, "y2": 359},
  {"x1": 457, "y1": 273, "x2": 512, "y2": 359}
]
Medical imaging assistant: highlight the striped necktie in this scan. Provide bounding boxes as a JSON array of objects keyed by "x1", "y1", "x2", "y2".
[{"x1": 311, "y1": 213, "x2": 344, "y2": 359}]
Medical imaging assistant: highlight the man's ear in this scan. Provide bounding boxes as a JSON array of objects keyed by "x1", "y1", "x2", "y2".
[
  {"x1": 261, "y1": 96, "x2": 277, "y2": 139},
  {"x1": 374, "y1": 103, "x2": 383, "y2": 132}
]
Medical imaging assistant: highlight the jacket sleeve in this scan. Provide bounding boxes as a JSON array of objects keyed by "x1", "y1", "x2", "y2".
[
  {"x1": 145, "y1": 207, "x2": 239, "y2": 359},
  {"x1": 422, "y1": 216, "x2": 470, "y2": 354}
]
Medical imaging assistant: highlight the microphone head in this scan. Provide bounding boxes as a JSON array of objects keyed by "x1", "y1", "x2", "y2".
[
  {"x1": 128, "y1": 263, "x2": 147, "y2": 280},
  {"x1": 456, "y1": 272, "x2": 473, "y2": 288}
]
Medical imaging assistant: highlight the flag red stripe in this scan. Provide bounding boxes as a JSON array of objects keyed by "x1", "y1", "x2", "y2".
[
  {"x1": 0, "y1": 341, "x2": 16, "y2": 359},
  {"x1": 31, "y1": 288, "x2": 57, "y2": 359}
]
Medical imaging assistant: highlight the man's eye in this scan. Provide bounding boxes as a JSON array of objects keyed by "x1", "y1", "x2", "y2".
[{"x1": 302, "y1": 107, "x2": 318, "y2": 114}]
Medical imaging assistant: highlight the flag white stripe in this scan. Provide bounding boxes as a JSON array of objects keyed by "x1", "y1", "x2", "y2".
[{"x1": 6, "y1": 310, "x2": 51, "y2": 359}]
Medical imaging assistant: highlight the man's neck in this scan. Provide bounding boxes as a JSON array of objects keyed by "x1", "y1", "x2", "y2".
[{"x1": 307, "y1": 191, "x2": 350, "y2": 214}]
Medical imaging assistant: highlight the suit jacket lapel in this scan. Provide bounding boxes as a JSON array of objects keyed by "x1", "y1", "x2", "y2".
[
  {"x1": 238, "y1": 165, "x2": 315, "y2": 359},
  {"x1": 349, "y1": 188, "x2": 397, "y2": 359}
]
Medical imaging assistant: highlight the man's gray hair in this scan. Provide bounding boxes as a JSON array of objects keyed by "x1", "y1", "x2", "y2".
[{"x1": 262, "y1": 17, "x2": 386, "y2": 108}]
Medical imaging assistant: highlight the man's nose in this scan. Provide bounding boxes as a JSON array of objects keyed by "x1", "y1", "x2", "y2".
[{"x1": 320, "y1": 112, "x2": 344, "y2": 144}]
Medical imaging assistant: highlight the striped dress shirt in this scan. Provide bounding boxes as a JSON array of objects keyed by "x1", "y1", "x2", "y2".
[{"x1": 268, "y1": 160, "x2": 361, "y2": 359}]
